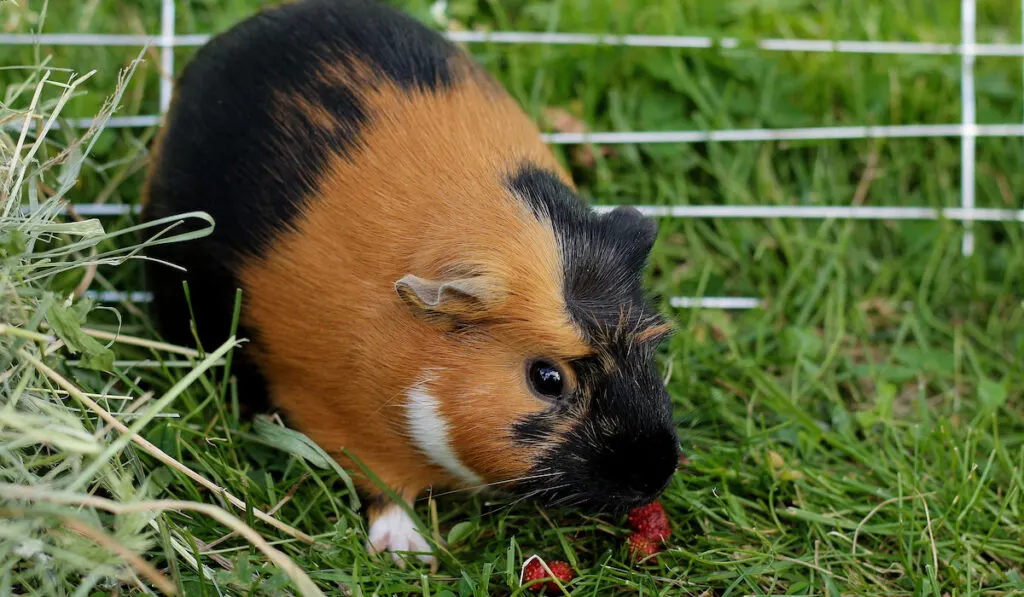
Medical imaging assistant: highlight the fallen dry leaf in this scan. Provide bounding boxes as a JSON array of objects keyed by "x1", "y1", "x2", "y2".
[{"x1": 542, "y1": 105, "x2": 615, "y2": 169}]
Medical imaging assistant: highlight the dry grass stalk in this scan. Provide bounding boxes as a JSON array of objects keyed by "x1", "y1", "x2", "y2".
[
  {"x1": 0, "y1": 484, "x2": 325, "y2": 597},
  {"x1": 19, "y1": 348, "x2": 317, "y2": 545}
]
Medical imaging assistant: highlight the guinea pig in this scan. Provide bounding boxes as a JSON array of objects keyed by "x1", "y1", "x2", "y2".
[{"x1": 141, "y1": 0, "x2": 680, "y2": 565}]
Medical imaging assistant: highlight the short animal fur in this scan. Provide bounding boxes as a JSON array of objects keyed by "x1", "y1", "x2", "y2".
[{"x1": 142, "y1": 0, "x2": 680, "y2": 565}]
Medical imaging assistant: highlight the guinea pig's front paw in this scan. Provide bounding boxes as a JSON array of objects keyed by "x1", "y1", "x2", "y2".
[{"x1": 365, "y1": 503, "x2": 434, "y2": 568}]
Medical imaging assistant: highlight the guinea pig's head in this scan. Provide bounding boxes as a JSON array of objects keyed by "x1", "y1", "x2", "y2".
[{"x1": 394, "y1": 163, "x2": 679, "y2": 515}]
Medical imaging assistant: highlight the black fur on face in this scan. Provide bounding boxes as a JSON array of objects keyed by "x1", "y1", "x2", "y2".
[{"x1": 507, "y1": 164, "x2": 680, "y2": 513}]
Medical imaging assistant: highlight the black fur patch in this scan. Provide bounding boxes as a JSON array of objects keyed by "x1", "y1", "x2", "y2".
[
  {"x1": 511, "y1": 411, "x2": 558, "y2": 444},
  {"x1": 507, "y1": 163, "x2": 678, "y2": 511},
  {"x1": 145, "y1": 0, "x2": 459, "y2": 258},
  {"x1": 507, "y1": 163, "x2": 664, "y2": 345},
  {"x1": 142, "y1": 0, "x2": 463, "y2": 401}
]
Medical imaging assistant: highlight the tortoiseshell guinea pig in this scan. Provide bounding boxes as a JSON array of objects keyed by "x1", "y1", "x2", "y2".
[{"x1": 142, "y1": 0, "x2": 680, "y2": 564}]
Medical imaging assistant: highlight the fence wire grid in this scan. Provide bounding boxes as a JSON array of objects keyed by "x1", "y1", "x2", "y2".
[{"x1": 5, "y1": 0, "x2": 1024, "y2": 311}]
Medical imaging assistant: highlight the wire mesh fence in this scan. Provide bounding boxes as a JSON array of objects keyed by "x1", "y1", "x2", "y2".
[{"x1": 4, "y1": 0, "x2": 1022, "y2": 311}]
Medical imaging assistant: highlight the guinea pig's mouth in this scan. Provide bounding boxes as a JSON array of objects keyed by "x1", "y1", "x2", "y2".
[
  {"x1": 511, "y1": 427, "x2": 681, "y2": 515},
  {"x1": 511, "y1": 476, "x2": 672, "y2": 516}
]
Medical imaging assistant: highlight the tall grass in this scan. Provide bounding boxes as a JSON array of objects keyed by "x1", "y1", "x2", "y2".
[{"x1": 0, "y1": 47, "x2": 327, "y2": 595}]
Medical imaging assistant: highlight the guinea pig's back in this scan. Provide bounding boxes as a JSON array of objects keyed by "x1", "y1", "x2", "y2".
[
  {"x1": 143, "y1": 0, "x2": 460, "y2": 257},
  {"x1": 140, "y1": 0, "x2": 473, "y2": 408},
  {"x1": 141, "y1": 0, "x2": 570, "y2": 402}
]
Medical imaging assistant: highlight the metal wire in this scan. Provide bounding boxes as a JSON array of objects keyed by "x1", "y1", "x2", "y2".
[{"x1": 12, "y1": 1, "x2": 1020, "y2": 310}]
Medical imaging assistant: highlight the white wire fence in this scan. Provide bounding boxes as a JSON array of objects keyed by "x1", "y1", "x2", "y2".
[{"x1": 7, "y1": 0, "x2": 1023, "y2": 311}]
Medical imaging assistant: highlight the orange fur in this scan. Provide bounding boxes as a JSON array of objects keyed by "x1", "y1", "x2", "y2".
[
  {"x1": 239, "y1": 55, "x2": 588, "y2": 500},
  {"x1": 635, "y1": 321, "x2": 674, "y2": 345}
]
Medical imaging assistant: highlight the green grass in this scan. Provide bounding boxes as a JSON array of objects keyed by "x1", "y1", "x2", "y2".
[{"x1": 2, "y1": 0, "x2": 1024, "y2": 595}]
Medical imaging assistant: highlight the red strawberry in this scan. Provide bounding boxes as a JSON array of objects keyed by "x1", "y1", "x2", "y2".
[
  {"x1": 627, "y1": 501, "x2": 671, "y2": 541},
  {"x1": 627, "y1": 532, "x2": 660, "y2": 561},
  {"x1": 521, "y1": 557, "x2": 574, "y2": 592}
]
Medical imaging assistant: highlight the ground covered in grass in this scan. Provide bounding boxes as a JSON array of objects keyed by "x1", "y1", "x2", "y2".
[{"x1": 2, "y1": 0, "x2": 1024, "y2": 595}]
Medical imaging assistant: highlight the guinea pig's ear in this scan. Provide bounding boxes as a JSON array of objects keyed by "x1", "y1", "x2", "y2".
[
  {"x1": 395, "y1": 273, "x2": 499, "y2": 323},
  {"x1": 605, "y1": 205, "x2": 658, "y2": 262}
]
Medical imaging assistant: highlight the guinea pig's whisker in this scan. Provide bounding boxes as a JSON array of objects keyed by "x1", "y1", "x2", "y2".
[
  {"x1": 428, "y1": 471, "x2": 561, "y2": 499},
  {"x1": 499, "y1": 482, "x2": 574, "y2": 512},
  {"x1": 372, "y1": 388, "x2": 410, "y2": 415},
  {"x1": 550, "y1": 492, "x2": 588, "y2": 509}
]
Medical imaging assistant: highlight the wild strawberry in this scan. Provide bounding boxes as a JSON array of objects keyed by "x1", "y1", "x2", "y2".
[
  {"x1": 627, "y1": 501, "x2": 671, "y2": 541},
  {"x1": 627, "y1": 532, "x2": 660, "y2": 561},
  {"x1": 521, "y1": 556, "x2": 574, "y2": 592}
]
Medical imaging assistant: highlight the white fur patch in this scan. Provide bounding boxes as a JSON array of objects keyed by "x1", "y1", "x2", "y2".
[
  {"x1": 405, "y1": 377, "x2": 484, "y2": 487},
  {"x1": 365, "y1": 503, "x2": 433, "y2": 566}
]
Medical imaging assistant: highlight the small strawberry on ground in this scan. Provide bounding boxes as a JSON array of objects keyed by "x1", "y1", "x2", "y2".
[
  {"x1": 521, "y1": 555, "x2": 574, "y2": 593},
  {"x1": 627, "y1": 532, "x2": 661, "y2": 562},
  {"x1": 627, "y1": 501, "x2": 671, "y2": 542}
]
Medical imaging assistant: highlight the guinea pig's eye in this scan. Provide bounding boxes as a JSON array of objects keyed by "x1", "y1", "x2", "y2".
[{"x1": 527, "y1": 360, "x2": 566, "y2": 400}]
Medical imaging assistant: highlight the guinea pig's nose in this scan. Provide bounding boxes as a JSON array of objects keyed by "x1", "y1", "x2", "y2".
[{"x1": 599, "y1": 428, "x2": 679, "y2": 505}]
